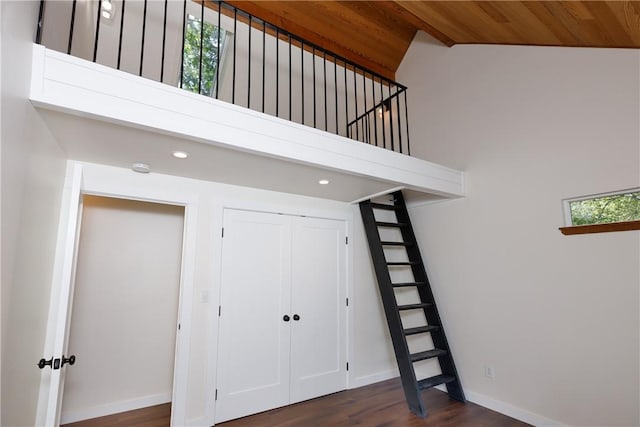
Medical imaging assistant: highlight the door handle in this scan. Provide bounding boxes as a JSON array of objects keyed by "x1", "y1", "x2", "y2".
[
  {"x1": 38, "y1": 357, "x2": 53, "y2": 369},
  {"x1": 62, "y1": 355, "x2": 76, "y2": 367},
  {"x1": 283, "y1": 315, "x2": 290, "y2": 322},
  {"x1": 293, "y1": 314, "x2": 300, "y2": 321},
  {"x1": 38, "y1": 355, "x2": 76, "y2": 369}
]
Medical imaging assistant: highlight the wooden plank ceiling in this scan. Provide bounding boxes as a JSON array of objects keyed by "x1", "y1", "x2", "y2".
[{"x1": 225, "y1": 1, "x2": 640, "y2": 80}]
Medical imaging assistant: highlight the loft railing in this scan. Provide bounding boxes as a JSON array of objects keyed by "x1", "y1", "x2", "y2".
[{"x1": 35, "y1": 0, "x2": 411, "y2": 155}]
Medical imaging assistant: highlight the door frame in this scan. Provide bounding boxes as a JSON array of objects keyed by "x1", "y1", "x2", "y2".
[{"x1": 37, "y1": 161, "x2": 199, "y2": 426}]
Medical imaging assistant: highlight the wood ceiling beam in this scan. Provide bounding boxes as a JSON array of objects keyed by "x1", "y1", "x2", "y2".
[{"x1": 384, "y1": 1, "x2": 456, "y2": 47}]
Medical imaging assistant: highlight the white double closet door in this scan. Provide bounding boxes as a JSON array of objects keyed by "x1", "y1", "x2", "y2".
[{"x1": 215, "y1": 209, "x2": 347, "y2": 423}]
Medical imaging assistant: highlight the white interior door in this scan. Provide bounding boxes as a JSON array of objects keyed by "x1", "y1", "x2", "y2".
[
  {"x1": 290, "y1": 217, "x2": 347, "y2": 403},
  {"x1": 215, "y1": 209, "x2": 292, "y2": 423},
  {"x1": 43, "y1": 164, "x2": 84, "y2": 427}
]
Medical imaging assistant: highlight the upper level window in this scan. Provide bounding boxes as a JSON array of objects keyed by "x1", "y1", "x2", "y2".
[
  {"x1": 565, "y1": 189, "x2": 640, "y2": 226},
  {"x1": 181, "y1": 13, "x2": 227, "y2": 96}
]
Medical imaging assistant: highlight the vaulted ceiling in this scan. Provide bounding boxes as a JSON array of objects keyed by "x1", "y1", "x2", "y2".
[{"x1": 225, "y1": 1, "x2": 640, "y2": 80}]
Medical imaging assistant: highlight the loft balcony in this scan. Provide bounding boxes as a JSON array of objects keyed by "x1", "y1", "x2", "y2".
[{"x1": 31, "y1": 0, "x2": 464, "y2": 203}]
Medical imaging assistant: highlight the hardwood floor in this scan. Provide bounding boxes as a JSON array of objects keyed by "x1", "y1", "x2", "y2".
[{"x1": 62, "y1": 378, "x2": 531, "y2": 427}]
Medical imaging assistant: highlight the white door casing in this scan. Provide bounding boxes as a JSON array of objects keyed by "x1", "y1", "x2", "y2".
[
  {"x1": 215, "y1": 209, "x2": 347, "y2": 422},
  {"x1": 39, "y1": 162, "x2": 197, "y2": 427}
]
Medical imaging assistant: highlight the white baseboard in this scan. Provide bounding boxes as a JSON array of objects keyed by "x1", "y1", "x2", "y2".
[
  {"x1": 60, "y1": 392, "x2": 172, "y2": 424},
  {"x1": 464, "y1": 390, "x2": 566, "y2": 427},
  {"x1": 354, "y1": 372, "x2": 566, "y2": 427},
  {"x1": 349, "y1": 368, "x2": 398, "y2": 389}
]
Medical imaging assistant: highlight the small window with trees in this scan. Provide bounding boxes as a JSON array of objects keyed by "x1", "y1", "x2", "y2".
[
  {"x1": 560, "y1": 188, "x2": 640, "y2": 235},
  {"x1": 181, "y1": 13, "x2": 228, "y2": 96}
]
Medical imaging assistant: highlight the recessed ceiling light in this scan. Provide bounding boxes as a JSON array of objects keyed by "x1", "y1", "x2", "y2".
[
  {"x1": 318, "y1": 179, "x2": 330, "y2": 185},
  {"x1": 132, "y1": 163, "x2": 150, "y2": 173},
  {"x1": 172, "y1": 151, "x2": 189, "y2": 159}
]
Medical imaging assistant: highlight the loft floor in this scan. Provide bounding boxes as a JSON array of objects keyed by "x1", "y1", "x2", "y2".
[{"x1": 30, "y1": 45, "x2": 464, "y2": 204}]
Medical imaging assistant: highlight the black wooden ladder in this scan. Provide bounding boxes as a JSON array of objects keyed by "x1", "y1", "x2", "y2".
[{"x1": 359, "y1": 190, "x2": 465, "y2": 418}]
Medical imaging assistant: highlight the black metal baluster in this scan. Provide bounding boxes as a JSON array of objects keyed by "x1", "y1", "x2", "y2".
[
  {"x1": 117, "y1": 0, "x2": 126, "y2": 69},
  {"x1": 93, "y1": 0, "x2": 101, "y2": 62},
  {"x1": 344, "y1": 62, "x2": 348, "y2": 137},
  {"x1": 353, "y1": 66, "x2": 359, "y2": 141},
  {"x1": 262, "y1": 20, "x2": 266, "y2": 111},
  {"x1": 395, "y1": 85, "x2": 402, "y2": 153},
  {"x1": 301, "y1": 41, "x2": 304, "y2": 124},
  {"x1": 388, "y1": 83, "x2": 394, "y2": 151},
  {"x1": 160, "y1": 0, "x2": 168, "y2": 82},
  {"x1": 404, "y1": 89, "x2": 411, "y2": 156},
  {"x1": 138, "y1": 0, "x2": 147, "y2": 74},
  {"x1": 323, "y1": 51, "x2": 327, "y2": 131},
  {"x1": 334, "y1": 55, "x2": 338, "y2": 135},
  {"x1": 313, "y1": 47, "x2": 316, "y2": 128},
  {"x1": 275, "y1": 27, "x2": 279, "y2": 117},
  {"x1": 216, "y1": 1, "x2": 222, "y2": 99},
  {"x1": 372, "y1": 74, "x2": 378, "y2": 146},
  {"x1": 232, "y1": 7, "x2": 237, "y2": 103},
  {"x1": 362, "y1": 70, "x2": 368, "y2": 143},
  {"x1": 380, "y1": 79, "x2": 386, "y2": 149},
  {"x1": 197, "y1": 0, "x2": 204, "y2": 93},
  {"x1": 288, "y1": 33, "x2": 292, "y2": 121},
  {"x1": 247, "y1": 15, "x2": 252, "y2": 107},
  {"x1": 67, "y1": 0, "x2": 77, "y2": 54},
  {"x1": 36, "y1": 0, "x2": 45, "y2": 44},
  {"x1": 179, "y1": 0, "x2": 186, "y2": 88}
]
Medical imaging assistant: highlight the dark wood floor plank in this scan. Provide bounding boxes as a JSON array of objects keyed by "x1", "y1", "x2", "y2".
[{"x1": 62, "y1": 378, "x2": 531, "y2": 427}]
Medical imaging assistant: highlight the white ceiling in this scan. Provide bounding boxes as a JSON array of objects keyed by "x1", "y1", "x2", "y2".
[{"x1": 40, "y1": 109, "x2": 402, "y2": 203}]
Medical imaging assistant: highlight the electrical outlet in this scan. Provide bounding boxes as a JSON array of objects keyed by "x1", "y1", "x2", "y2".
[{"x1": 484, "y1": 366, "x2": 495, "y2": 379}]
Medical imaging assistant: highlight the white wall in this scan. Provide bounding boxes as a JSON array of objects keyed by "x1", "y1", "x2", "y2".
[
  {"x1": 1, "y1": 1, "x2": 67, "y2": 426},
  {"x1": 397, "y1": 32, "x2": 640, "y2": 426},
  {"x1": 60, "y1": 196, "x2": 184, "y2": 423}
]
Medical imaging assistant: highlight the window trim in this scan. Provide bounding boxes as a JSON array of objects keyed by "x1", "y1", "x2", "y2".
[{"x1": 560, "y1": 187, "x2": 640, "y2": 235}]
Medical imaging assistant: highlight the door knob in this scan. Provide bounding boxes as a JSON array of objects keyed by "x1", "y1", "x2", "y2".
[
  {"x1": 293, "y1": 314, "x2": 300, "y2": 321},
  {"x1": 38, "y1": 357, "x2": 53, "y2": 369},
  {"x1": 283, "y1": 315, "x2": 290, "y2": 322},
  {"x1": 62, "y1": 355, "x2": 76, "y2": 367}
]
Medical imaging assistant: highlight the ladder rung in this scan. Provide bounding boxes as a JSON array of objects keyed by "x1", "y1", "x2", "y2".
[
  {"x1": 403, "y1": 325, "x2": 439, "y2": 336},
  {"x1": 380, "y1": 241, "x2": 415, "y2": 246},
  {"x1": 386, "y1": 261, "x2": 421, "y2": 266},
  {"x1": 375, "y1": 221, "x2": 407, "y2": 228},
  {"x1": 370, "y1": 202, "x2": 399, "y2": 210},
  {"x1": 410, "y1": 349, "x2": 447, "y2": 362},
  {"x1": 398, "y1": 303, "x2": 431, "y2": 310},
  {"x1": 418, "y1": 374, "x2": 456, "y2": 390},
  {"x1": 392, "y1": 282, "x2": 427, "y2": 288}
]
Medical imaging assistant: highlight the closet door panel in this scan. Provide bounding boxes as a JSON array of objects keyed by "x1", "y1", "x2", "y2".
[
  {"x1": 215, "y1": 210, "x2": 292, "y2": 423},
  {"x1": 290, "y1": 217, "x2": 347, "y2": 403}
]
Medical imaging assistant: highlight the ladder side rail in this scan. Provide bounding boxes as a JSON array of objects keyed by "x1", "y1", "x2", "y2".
[{"x1": 392, "y1": 191, "x2": 466, "y2": 402}]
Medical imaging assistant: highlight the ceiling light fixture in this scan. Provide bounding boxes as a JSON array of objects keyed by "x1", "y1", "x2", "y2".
[
  {"x1": 318, "y1": 179, "x2": 330, "y2": 185},
  {"x1": 132, "y1": 163, "x2": 150, "y2": 173},
  {"x1": 377, "y1": 98, "x2": 392, "y2": 118},
  {"x1": 172, "y1": 151, "x2": 189, "y2": 159}
]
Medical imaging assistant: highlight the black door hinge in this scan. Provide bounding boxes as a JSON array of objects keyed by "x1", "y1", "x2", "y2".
[
  {"x1": 346, "y1": 362, "x2": 349, "y2": 371},
  {"x1": 346, "y1": 236, "x2": 348, "y2": 245},
  {"x1": 221, "y1": 227, "x2": 224, "y2": 238},
  {"x1": 346, "y1": 298, "x2": 349, "y2": 306},
  {"x1": 215, "y1": 389, "x2": 218, "y2": 400}
]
